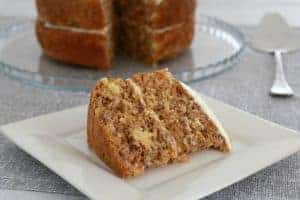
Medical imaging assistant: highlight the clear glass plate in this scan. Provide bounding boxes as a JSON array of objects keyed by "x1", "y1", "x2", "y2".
[{"x1": 0, "y1": 15, "x2": 245, "y2": 92}]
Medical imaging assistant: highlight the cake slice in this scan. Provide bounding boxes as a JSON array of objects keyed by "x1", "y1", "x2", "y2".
[
  {"x1": 131, "y1": 69, "x2": 231, "y2": 156},
  {"x1": 87, "y1": 78, "x2": 179, "y2": 177},
  {"x1": 35, "y1": 0, "x2": 114, "y2": 69},
  {"x1": 116, "y1": 0, "x2": 196, "y2": 64},
  {"x1": 87, "y1": 69, "x2": 231, "y2": 178}
]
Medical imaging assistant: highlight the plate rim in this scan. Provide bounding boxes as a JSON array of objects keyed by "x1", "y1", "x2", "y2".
[{"x1": 0, "y1": 15, "x2": 246, "y2": 92}]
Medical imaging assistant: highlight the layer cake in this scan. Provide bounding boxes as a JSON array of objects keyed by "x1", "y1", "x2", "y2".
[{"x1": 87, "y1": 69, "x2": 231, "y2": 178}]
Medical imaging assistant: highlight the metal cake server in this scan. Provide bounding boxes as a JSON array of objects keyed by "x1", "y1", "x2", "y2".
[{"x1": 251, "y1": 13, "x2": 300, "y2": 97}]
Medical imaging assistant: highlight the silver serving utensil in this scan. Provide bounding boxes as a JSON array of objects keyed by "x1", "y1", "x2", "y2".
[{"x1": 251, "y1": 13, "x2": 300, "y2": 97}]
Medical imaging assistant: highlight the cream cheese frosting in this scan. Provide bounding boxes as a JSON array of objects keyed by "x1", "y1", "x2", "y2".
[
  {"x1": 181, "y1": 82, "x2": 232, "y2": 151},
  {"x1": 145, "y1": 23, "x2": 184, "y2": 34},
  {"x1": 38, "y1": 19, "x2": 110, "y2": 35}
]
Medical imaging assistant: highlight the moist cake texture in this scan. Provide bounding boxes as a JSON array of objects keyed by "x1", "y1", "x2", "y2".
[
  {"x1": 35, "y1": 0, "x2": 196, "y2": 68},
  {"x1": 35, "y1": 0, "x2": 114, "y2": 69},
  {"x1": 87, "y1": 69, "x2": 231, "y2": 178},
  {"x1": 36, "y1": 20, "x2": 113, "y2": 69},
  {"x1": 36, "y1": 0, "x2": 113, "y2": 29},
  {"x1": 118, "y1": 18, "x2": 195, "y2": 64},
  {"x1": 116, "y1": 0, "x2": 196, "y2": 28},
  {"x1": 116, "y1": 0, "x2": 196, "y2": 64}
]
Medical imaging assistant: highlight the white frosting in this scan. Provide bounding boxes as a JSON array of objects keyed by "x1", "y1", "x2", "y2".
[
  {"x1": 180, "y1": 82, "x2": 232, "y2": 151},
  {"x1": 143, "y1": 0, "x2": 164, "y2": 5},
  {"x1": 40, "y1": 20, "x2": 110, "y2": 35},
  {"x1": 121, "y1": 17, "x2": 184, "y2": 35},
  {"x1": 42, "y1": 21, "x2": 180, "y2": 35},
  {"x1": 154, "y1": 0, "x2": 164, "y2": 5},
  {"x1": 146, "y1": 23, "x2": 184, "y2": 34}
]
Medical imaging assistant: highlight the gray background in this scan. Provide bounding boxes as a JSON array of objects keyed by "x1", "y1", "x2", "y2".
[{"x1": 0, "y1": 20, "x2": 300, "y2": 200}]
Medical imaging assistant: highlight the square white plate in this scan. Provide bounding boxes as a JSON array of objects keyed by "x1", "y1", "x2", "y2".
[{"x1": 2, "y1": 93, "x2": 300, "y2": 200}]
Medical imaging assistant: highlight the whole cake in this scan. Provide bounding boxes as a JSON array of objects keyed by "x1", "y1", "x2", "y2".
[
  {"x1": 35, "y1": 0, "x2": 196, "y2": 69},
  {"x1": 87, "y1": 69, "x2": 231, "y2": 178}
]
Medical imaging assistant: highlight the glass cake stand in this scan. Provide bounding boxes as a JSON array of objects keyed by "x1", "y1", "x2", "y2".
[{"x1": 0, "y1": 15, "x2": 245, "y2": 92}]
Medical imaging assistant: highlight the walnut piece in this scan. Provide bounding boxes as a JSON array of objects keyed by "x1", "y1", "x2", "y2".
[
  {"x1": 102, "y1": 79, "x2": 121, "y2": 95},
  {"x1": 106, "y1": 82, "x2": 121, "y2": 95},
  {"x1": 131, "y1": 129, "x2": 154, "y2": 149},
  {"x1": 95, "y1": 107, "x2": 101, "y2": 117}
]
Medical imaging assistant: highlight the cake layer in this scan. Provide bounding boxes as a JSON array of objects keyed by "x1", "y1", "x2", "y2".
[
  {"x1": 119, "y1": 18, "x2": 195, "y2": 64},
  {"x1": 87, "y1": 69, "x2": 231, "y2": 178},
  {"x1": 131, "y1": 70, "x2": 231, "y2": 155},
  {"x1": 36, "y1": 0, "x2": 113, "y2": 29},
  {"x1": 88, "y1": 78, "x2": 178, "y2": 177},
  {"x1": 36, "y1": 20, "x2": 113, "y2": 69},
  {"x1": 116, "y1": 0, "x2": 196, "y2": 29}
]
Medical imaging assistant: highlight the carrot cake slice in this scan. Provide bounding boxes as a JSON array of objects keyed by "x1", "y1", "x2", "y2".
[{"x1": 87, "y1": 69, "x2": 231, "y2": 178}]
